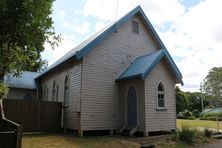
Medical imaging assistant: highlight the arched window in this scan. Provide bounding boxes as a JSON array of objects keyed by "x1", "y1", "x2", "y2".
[
  {"x1": 64, "y1": 75, "x2": 69, "y2": 107},
  {"x1": 157, "y1": 82, "x2": 165, "y2": 108},
  {"x1": 43, "y1": 85, "x2": 46, "y2": 100},
  {"x1": 52, "y1": 81, "x2": 56, "y2": 101},
  {"x1": 46, "y1": 88, "x2": 49, "y2": 101},
  {"x1": 23, "y1": 93, "x2": 33, "y2": 100},
  {"x1": 56, "y1": 85, "x2": 59, "y2": 102}
]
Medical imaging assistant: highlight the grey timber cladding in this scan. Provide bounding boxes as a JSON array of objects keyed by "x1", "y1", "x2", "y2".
[
  {"x1": 6, "y1": 88, "x2": 37, "y2": 100},
  {"x1": 145, "y1": 59, "x2": 176, "y2": 132},
  {"x1": 81, "y1": 15, "x2": 158, "y2": 130},
  {"x1": 118, "y1": 78, "x2": 145, "y2": 132},
  {"x1": 41, "y1": 60, "x2": 82, "y2": 130}
]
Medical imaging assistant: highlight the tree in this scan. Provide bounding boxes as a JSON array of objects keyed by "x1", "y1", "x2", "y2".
[
  {"x1": 201, "y1": 67, "x2": 222, "y2": 107},
  {"x1": 0, "y1": 0, "x2": 60, "y2": 119},
  {"x1": 175, "y1": 86, "x2": 188, "y2": 115}
]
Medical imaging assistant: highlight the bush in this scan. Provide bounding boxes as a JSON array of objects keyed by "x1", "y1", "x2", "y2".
[
  {"x1": 179, "y1": 125, "x2": 197, "y2": 143},
  {"x1": 177, "y1": 110, "x2": 195, "y2": 120},
  {"x1": 199, "y1": 112, "x2": 222, "y2": 121},
  {"x1": 192, "y1": 109, "x2": 200, "y2": 118},
  {"x1": 204, "y1": 127, "x2": 213, "y2": 138},
  {"x1": 0, "y1": 82, "x2": 8, "y2": 99},
  {"x1": 171, "y1": 130, "x2": 178, "y2": 141}
]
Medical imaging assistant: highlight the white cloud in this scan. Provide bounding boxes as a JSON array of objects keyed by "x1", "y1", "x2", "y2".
[
  {"x1": 42, "y1": 34, "x2": 78, "y2": 66},
  {"x1": 94, "y1": 21, "x2": 108, "y2": 32},
  {"x1": 58, "y1": 10, "x2": 66, "y2": 18},
  {"x1": 82, "y1": 0, "x2": 138, "y2": 21},
  {"x1": 46, "y1": 0, "x2": 222, "y2": 92},
  {"x1": 63, "y1": 21, "x2": 90, "y2": 34},
  {"x1": 140, "y1": 0, "x2": 185, "y2": 26},
  {"x1": 159, "y1": 0, "x2": 222, "y2": 91}
]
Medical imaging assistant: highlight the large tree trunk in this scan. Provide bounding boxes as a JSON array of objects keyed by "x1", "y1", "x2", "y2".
[{"x1": 0, "y1": 99, "x2": 5, "y2": 119}]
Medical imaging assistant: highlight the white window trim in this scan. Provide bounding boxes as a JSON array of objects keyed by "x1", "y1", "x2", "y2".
[{"x1": 156, "y1": 82, "x2": 166, "y2": 110}]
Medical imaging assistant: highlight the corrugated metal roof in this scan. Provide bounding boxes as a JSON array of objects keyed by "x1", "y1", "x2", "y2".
[
  {"x1": 117, "y1": 50, "x2": 163, "y2": 81},
  {"x1": 37, "y1": 5, "x2": 183, "y2": 84},
  {"x1": 4, "y1": 71, "x2": 39, "y2": 89},
  {"x1": 116, "y1": 50, "x2": 183, "y2": 85}
]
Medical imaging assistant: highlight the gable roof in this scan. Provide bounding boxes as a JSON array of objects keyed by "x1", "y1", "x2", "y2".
[
  {"x1": 4, "y1": 71, "x2": 39, "y2": 89},
  {"x1": 116, "y1": 50, "x2": 183, "y2": 85},
  {"x1": 37, "y1": 5, "x2": 182, "y2": 82}
]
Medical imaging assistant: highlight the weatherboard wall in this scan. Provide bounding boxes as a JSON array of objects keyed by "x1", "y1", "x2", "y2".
[
  {"x1": 6, "y1": 88, "x2": 37, "y2": 100},
  {"x1": 145, "y1": 59, "x2": 176, "y2": 132},
  {"x1": 40, "y1": 60, "x2": 82, "y2": 130},
  {"x1": 118, "y1": 78, "x2": 145, "y2": 132},
  {"x1": 81, "y1": 14, "x2": 159, "y2": 130}
]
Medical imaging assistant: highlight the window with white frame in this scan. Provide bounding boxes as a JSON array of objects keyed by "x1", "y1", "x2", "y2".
[
  {"x1": 157, "y1": 82, "x2": 165, "y2": 108},
  {"x1": 64, "y1": 75, "x2": 69, "y2": 107}
]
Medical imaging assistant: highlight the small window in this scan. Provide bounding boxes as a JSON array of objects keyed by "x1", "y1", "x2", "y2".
[
  {"x1": 52, "y1": 81, "x2": 56, "y2": 101},
  {"x1": 157, "y1": 82, "x2": 165, "y2": 108},
  {"x1": 64, "y1": 75, "x2": 69, "y2": 107},
  {"x1": 23, "y1": 93, "x2": 33, "y2": 100},
  {"x1": 46, "y1": 88, "x2": 49, "y2": 101},
  {"x1": 56, "y1": 85, "x2": 59, "y2": 102},
  {"x1": 43, "y1": 85, "x2": 46, "y2": 100},
  {"x1": 132, "y1": 21, "x2": 139, "y2": 34}
]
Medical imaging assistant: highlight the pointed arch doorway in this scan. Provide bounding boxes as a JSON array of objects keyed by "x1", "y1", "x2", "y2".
[{"x1": 127, "y1": 86, "x2": 137, "y2": 127}]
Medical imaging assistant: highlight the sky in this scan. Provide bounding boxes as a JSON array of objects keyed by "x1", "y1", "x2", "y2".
[{"x1": 42, "y1": 0, "x2": 222, "y2": 92}]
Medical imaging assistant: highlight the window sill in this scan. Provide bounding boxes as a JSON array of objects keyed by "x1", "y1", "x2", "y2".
[{"x1": 156, "y1": 108, "x2": 167, "y2": 111}]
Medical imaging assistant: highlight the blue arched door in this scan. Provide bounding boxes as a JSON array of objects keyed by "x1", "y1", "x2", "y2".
[{"x1": 127, "y1": 86, "x2": 137, "y2": 127}]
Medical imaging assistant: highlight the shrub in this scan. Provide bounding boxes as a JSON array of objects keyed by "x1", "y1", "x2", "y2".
[
  {"x1": 171, "y1": 129, "x2": 178, "y2": 141},
  {"x1": 200, "y1": 112, "x2": 222, "y2": 121},
  {"x1": 179, "y1": 125, "x2": 197, "y2": 143},
  {"x1": 0, "y1": 82, "x2": 8, "y2": 99},
  {"x1": 204, "y1": 127, "x2": 213, "y2": 138},
  {"x1": 192, "y1": 109, "x2": 200, "y2": 118},
  {"x1": 177, "y1": 109, "x2": 195, "y2": 120}
]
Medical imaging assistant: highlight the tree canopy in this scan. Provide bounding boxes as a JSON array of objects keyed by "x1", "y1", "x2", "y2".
[
  {"x1": 0, "y1": 0, "x2": 60, "y2": 78},
  {"x1": 201, "y1": 67, "x2": 222, "y2": 107}
]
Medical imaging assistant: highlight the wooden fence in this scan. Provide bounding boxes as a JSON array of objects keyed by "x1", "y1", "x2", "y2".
[
  {"x1": 0, "y1": 119, "x2": 22, "y2": 148},
  {"x1": 3, "y1": 99, "x2": 62, "y2": 132}
]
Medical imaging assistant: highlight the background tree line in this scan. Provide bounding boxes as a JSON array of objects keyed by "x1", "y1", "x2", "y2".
[{"x1": 176, "y1": 67, "x2": 222, "y2": 119}]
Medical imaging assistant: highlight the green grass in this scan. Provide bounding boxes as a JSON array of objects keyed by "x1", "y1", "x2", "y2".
[
  {"x1": 22, "y1": 133, "x2": 138, "y2": 148},
  {"x1": 22, "y1": 119, "x2": 219, "y2": 148},
  {"x1": 177, "y1": 119, "x2": 222, "y2": 130}
]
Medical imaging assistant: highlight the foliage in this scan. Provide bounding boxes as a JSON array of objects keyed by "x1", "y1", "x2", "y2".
[
  {"x1": 0, "y1": 0, "x2": 61, "y2": 77},
  {"x1": 171, "y1": 130, "x2": 178, "y2": 141},
  {"x1": 201, "y1": 67, "x2": 222, "y2": 107},
  {"x1": 177, "y1": 109, "x2": 195, "y2": 120},
  {"x1": 178, "y1": 125, "x2": 198, "y2": 143},
  {"x1": 176, "y1": 86, "x2": 188, "y2": 115},
  {"x1": 200, "y1": 112, "x2": 222, "y2": 121},
  {"x1": 192, "y1": 109, "x2": 200, "y2": 118},
  {"x1": 204, "y1": 127, "x2": 213, "y2": 138},
  {"x1": 0, "y1": 82, "x2": 8, "y2": 99}
]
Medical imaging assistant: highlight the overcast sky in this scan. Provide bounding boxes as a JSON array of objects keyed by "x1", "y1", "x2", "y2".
[{"x1": 42, "y1": 0, "x2": 222, "y2": 92}]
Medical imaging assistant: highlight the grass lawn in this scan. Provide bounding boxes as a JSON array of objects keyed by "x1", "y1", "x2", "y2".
[
  {"x1": 22, "y1": 119, "x2": 219, "y2": 148},
  {"x1": 22, "y1": 133, "x2": 138, "y2": 148},
  {"x1": 177, "y1": 119, "x2": 222, "y2": 130}
]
